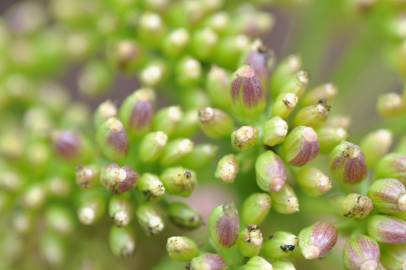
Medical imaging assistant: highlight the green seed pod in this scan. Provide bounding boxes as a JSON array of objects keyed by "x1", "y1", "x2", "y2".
[
  {"x1": 140, "y1": 61, "x2": 167, "y2": 87},
  {"x1": 263, "y1": 117, "x2": 288, "y2": 147},
  {"x1": 215, "y1": 154, "x2": 240, "y2": 183},
  {"x1": 162, "y1": 28, "x2": 190, "y2": 58},
  {"x1": 271, "y1": 184, "x2": 299, "y2": 214},
  {"x1": 40, "y1": 232, "x2": 66, "y2": 266},
  {"x1": 293, "y1": 103, "x2": 330, "y2": 128},
  {"x1": 160, "y1": 138, "x2": 194, "y2": 166},
  {"x1": 189, "y1": 253, "x2": 227, "y2": 270},
  {"x1": 270, "y1": 54, "x2": 302, "y2": 95},
  {"x1": 272, "y1": 260, "x2": 296, "y2": 270},
  {"x1": 278, "y1": 70, "x2": 309, "y2": 98},
  {"x1": 182, "y1": 144, "x2": 218, "y2": 170},
  {"x1": 240, "y1": 256, "x2": 273, "y2": 270},
  {"x1": 262, "y1": 231, "x2": 298, "y2": 260},
  {"x1": 167, "y1": 236, "x2": 199, "y2": 262},
  {"x1": 77, "y1": 190, "x2": 105, "y2": 225},
  {"x1": 302, "y1": 83, "x2": 337, "y2": 106},
  {"x1": 241, "y1": 193, "x2": 272, "y2": 225},
  {"x1": 375, "y1": 153, "x2": 406, "y2": 185},
  {"x1": 238, "y1": 225, "x2": 263, "y2": 257},
  {"x1": 280, "y1": 126, "x2": 320, "y2": 167},
  {"x1": 167, "y1": 201, "x2": 203, "y2": 229},
  {"x1": 255, "y1": 151, "x2": 287, "y2": 192},
  {"x1": 367, "y1": 215, "x2": 406, "y2": 244},
  {"x1": 176, "y1": 56, "x2": 202, "y2": 86},
  {"x1": 298, "y1": 222, "x2": 338, "y2": 260},
  {"x1": 136, "y1": 204, "x2": 164, "y2": 235},
  {"x1": 94, "y1": 100, "x2": 117, "y2": 129},
  {"x1": 137, "y1": 173, "x2": 165, "y2": 201},
  {"x1": 377, "y1": 92, "x2": 405, "y2": 118},
  {"x1": 137, "y1": 12, "x2": 166, "y2": 47},
  {"x1": 296, "y1": 167, "x2": 332, "y2": 197},
  {"x1": 45, "y1": 206, "x2": 75, "y2": 235},
  {"x1": 78, "y1": 60, "x2": 113, "y2": 97},
  {"x1": 343, "y1": 234, "x2": 380, "y2": 270},
  {"x1": 272, "y1": 93, "x2": 299, "y2": 120},
  {"x1": 139, "y1": 131, "x2": 168, "y2": 163},
  {"x1": 76, "y1": 165, "x2": 99, "y2": 189},
  {"x1": 109, "y1": 196, "x2": 132, "y2": 227},
  {"x1": 153, "y1": 106, "x2": 183, "y2": 137},
  {"x1": 109, "y1": 226, "x2": 135, "y2": 257},
  {"x1": 100, "y1": 164, "x2": 138, "y2": 194},
  {"x1": 330, "y1": 141, "x2": 368, "y2": 185},
  {"x1": 96, "y1": 117, "x2": 129, "y2": 161},
  {"x1": 368, "y1": 178, "x2": 406, "y2": 214},
  {"x1": 381, "y1": 244, "x2": 406, "y2": 270},
  {"x1": 360, "y1": 129, "x2": 393, "y2": 168},
  {"x1": 206, "y1": 66, "x2": 232, "y2": 109},
  {"x1": 338, "y1": 193, "x2": 373, "y2": 219},
  {"x1": 317, "y1": 127, "x2": 348, "y2": 154},
  {"x1": 191, "y1": 27, "x2": 218, "y2": 60},
  {"x1": 231, "y1": 126, "x2": 259, "y2": 151},
  {"x1": 160, "y1": 167, "x2": 197, "y2": 197},
  {"x1": 198, "y1": 107, "x2": 234, "y2": 138},
  {"x1": 209, "y1": 203, "x2": 240, "y2": 248}
]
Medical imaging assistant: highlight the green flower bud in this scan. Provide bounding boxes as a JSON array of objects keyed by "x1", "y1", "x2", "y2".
[
  {"x1": 160, "y1": 167, "x2": 197, "y2": 197},
  {"x1": 262, "y1": 231, "x2": 298, "y2": 260},
  {"x1": 78, "y1": 60, "x2": 113, "y2": 97},
  {"x1": 139, "y1": 131, "x2": 168, "y2": 163},
  {"x1": 167, "y1": 236, "x2": 199, "y2": 262},
  {"x1": 338, "y1": 193, "x2": 373, "y2": 219},
  {"x1": 271, "y1": 184, "x2": 299, "y2": 214},
  {"x1": 263, "y1": 117, "x2": 288, "y2": 147},
  {"x1": 293, "y1": 103, "x2": 330, "y2": 128},
  {"x1": 109, "y1": 196, "x2": 132, "y2": 227},
  {"x1": 77, "y1": 190, "x2": 105, "y2": 225},
  {"x1": 137, "y1": 173, "x2": 165, "y2": 201},
  {"x1": 181, "y1": 90, "x2": 210, "y2": 110},
  {"x1": 137, "y1": 12, "x2": 166, "y2": 46},
  {"x1": 176, "y1": 56, "x2": 202, "y2": 86},
  {"x1": 76, "y1": 165, "x2": 99, "y2": 189},
  {"x1": 296, "y1": 167, "x2": 332, "y2": 197},
  {"x1": 272, "y1": 260, "x2": 296, "y2": 270},
  {"x1": 94, "y1": 100, "x2": 117, "y2": 128},
  {"x1": 191, "y1": 27, "x2": 218, "y2": 60},
  {"x1": 153, "y1": 106, "x2": 183, "y2": 137},
  {"x1": 96, "y1": 117, "x2": 129, "y2": 161},
  {"x1": 189, "y1": 253, "x2": 227, "y2": 270},
  {"x1": 140, "y1": 61, "x2": 167, "y2": 87},
  {"x1": 214, "y1": 34, "x2": 250, "y2": 69},
  {"x1": 175, "y1": 109, "x2": 199, "y2": 137},
  {"x1": 22, "y1": 184, "x2": 46, "y2": 209},
  {"x1": 280, "y1": 126, "x2": 320, "y2": 167},
  {"x1": 231, "y1": 126, "x2": 259, "y2": 151},
  {"x1": 381, "y1": 244, "x2": 406, "y2": 270},
  {"x1": 330, "y1": 141, "x2": 368, "y2": 185},
  {"x1": 238, "y1": 225, "x2": 263, "y2": 257},
  {"x1": 205, "y1": 12, "x2": 230, "y2": 34},
  {"x1": 215, "y1": 154, "x2": 240, "y2": 183},
  {"x1": 255, "y1": 151, "x2": 287, "y2": 192},
  {"x1": 360, "y1": 129, "x2": 393, "y2": 168},
  {"x1": 317, "y1": 127, "x2": 348, "y2": 154},
  {"x1": 100, "y1": 164, "x2": 138, "y2": 194},
  {"x1": 136, "y1": 204, "x2": 164, "y2": 235},
  {"x1": 167, "y1": 201, "x2": 203, "y2": 229},
  {"x1": 45, "y1": 176, "x2": 71, "y2": 198},
  {"x1": 199, "y1": 107, "x2": 234, "y2": 138},
  {"x1": 162, "y1": 28, "x2": 190, "y2": 58},
  {"x1": 0, "y1": 169, "x2": 22, "y2": 192},
  {"x1": 377, "y1": 92, "x2": 405, "y2": 118},
  {"x1": 375, "y1": 153, "x2": 406, "y2": 185},
  {"x1": 272, "y1": 92, "x2": 299, "y2": 119},
  {"x1": 240, "y1": 256, "x2": 273, "y2": 270},
  {"x1": 160, "y1": 138, "x2": 194, "y2": 166},
  {"x1": 302, "y1": 83, "x2": 337, "y2": 106},
  {"x1": 109, "y1": 226, "x2": 135, "y2": 257},
  {"x1": 182, "y1": 144, "x2": 218, "y2": 170},
  {"x1": 368, "y1": 178, "x2": 406, "y2": 214},
  {"x1": 40, "y1": 233, "x2": 65, "y2": 266},
  {"x1": 209, "y1": 203, "x2": 240, "y2": 248},
  {"x1": 45, "y1": 206, "x2": 74, "y2": 235},
  {"x1": 343, "y1": 234, "x2": 380, "y2": 270},
  {"x1": 110, "y1": 39, "x2": 142, "y2": 71},
  {"x1": 270, "y1": 54, "x2": 302, "y2": 95},
  {"x1": 325, "y1": 115, "x2": 351, "y2": 129},
  {"x1": 298, "y1": 222, "x2": 338, "y2": 260},
  {"x1": 241, "y1": 193, "x2": 272, "y2": 225},
  {"x1": 206, "y1": 66, "x2": 232, "y2": 108},
  {"x1": 367, "y1": 215, "x2": 406, "y2": 244},
  {"x1": 278, "y1": 70, "x2": 309, "y2": 98}
]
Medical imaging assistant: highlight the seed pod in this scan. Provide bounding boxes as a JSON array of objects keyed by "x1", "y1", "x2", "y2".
[
  {"x1": 238, "y1": 225, "x2": 263, "y2": 257},
  {"x1": 136, "y1": 204, "x2": 164, "y2": 235},
  {"x1": 109, "y1": 196, "x2": 132, "y2": 227},
  {"x1": 160, "y1": 167, "x2": 197, "y2": 197},
  {"x1": 206, "y1": 66, "x2": 232, "y2": 108},
  {"x1": 160, "y1": 138, "x2": 194, "y2": 166},
  {"x1": 215, "y1": 154, "x2": 240, "y2": 183},
  {"x1": 176, "y1": 56, "x2": 202, "y2": 86},
  {"x1": 231, "y1": 126, "x2": 259, "y2": 151},
  {"x1": 298, "y1": 222, "x2": 338, "y2": 260},
  {"x1": 262, "y1": 231, "x2": 298, "y2": 260},
  {"x1": 270, "y1": 55, "x2": 302, "y2": 95},
  {"x1": 191, "y1": 27, "x2": 218, "y2": 60},
  {"x1": 209, "y1": 203, "x2": 240, "y2": 248},
  {"x1": 100, "y1": 164, "x2": 138, "y2": 194},
  {"x1": 167, "y1": 236, "x2": 199, "y2": 262},
  {"x1": 271, "y1": 184, "x2": 299, "y2": 214},
  {"x1": 189, "y1": 253, "x2": 227, "y2": 270},
  {"x1": 343, "y1": 234, "x2": 380, "y2": 270},
  {"x1": 317, "y1": 127, "x2": 348, "y2": 154},
  {"x1": 330, "y1": 141, "x2": 368, "y2": 185},
  {"x1": 280, "y1": 126, "x2": 320, "y2": 167},
  {"x1": 137, "y1": 173, "x2": 165, "y2": 201},
  {"x1": 94, "y1": 100, "x2": 117, "y2": 128},
  {"x1": 377, "y1": 92, "x2": 405, "y2": 118},
  {"x1": 360, "y1": 129, "x2": 393, "y2": 168},
  {"x1": 162, "y1": 28, "x2": 190, "y2": 58},
  {"x1": 96, "y1": 117, "x2": 129, "y2": 161},
  {"x1": 293, "y1": 103, "x2": 330, "y2": 128},
  {"x1": 77, "y1": 190, "x2": 105, "y2": 225},
  {"x1": 367, "y1": 215, "x2": 406, "y2": 244},
  {"x1": 153, "y1": 106, "x2": 183, "y2": 137},
  {"x1": 255, "y1": 151, "x2": 287, "y2": 192},
  {"x1": 381, "y1": 244, "x2": 406, "y2": 270},
  {"x1": 241, "y1": 193, "x2": 272, "y2": 225},
  {"x1": 368, "y1": 178, "x2": 406, "y2": 214},
  {"x1": 338, "y1": 193, "x2": 373, "y2": 219},
  {"x1": 198, "y1": 107, "x2": 234, "y2": 138},
  {"x1": 109, "y1": 226, "x2": 135, "y2": 257},
  {"x1": 302, "y1": 83, "x2": 337, "y2": 106},
  {"x1": 182, "y1": 144, "x2": 218, "y2": 170},
  {"x1": 76, "y1": 165, "x2": 99, "y2": 189},
  {"x1": 296, "y1": 167, "x2": 332, "y2": 197},
  {"x1": 273, "y1": 260, "x2": 296, "y2": 270},
  {"x1": 140, "y1": 61, "x2": 167, "y2": 87},
  {"x1": 278, "y1": 70, "x2": 309, "y2": 98},
  {"x1": 375, "y1": 153, "x2": 406, "y2": 185},
  {"x1": 263, "y1": 117, "x2": 288, "y2": 147},
  {"x1": 240, "y1": 256, "x2": 273, "y2": 270},
  {"x1": 139, "y1": 131, "x2": 168, "y2": 163},
  {"x1": 167, "y1": 201, "x2": 203, "y2": 229}
]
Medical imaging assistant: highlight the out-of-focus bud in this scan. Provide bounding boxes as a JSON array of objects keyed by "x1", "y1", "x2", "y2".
[
  {"x1": 109, "y1": 196, "x2": 132, "y2": 227},
  {"x1": 182, "y1": 144, "x2": 218, "y2": 170},
  {"x1": 330, "y1": 141, "x2": 368, "y2": 185},
  {"x1": 293, "y1": 103, "x2": 330, "y2": 128},
  {"x1": 296, "y1": 167, "x2": 332, "y2": 197},
  {"x1": 191, "y1": 27, "x2": 218, "y2": 60},
  {"x1": 205, "y1": 12, "x2": 230, "y2": 34},
  {"x1": 317, "y1": 127, "x2": 348, "y2": 154},
  {"x1": 381, "y1": 244, "x2": 406, "y2": 270},
  {"x1": 214, "y1": 34, "x2": 251, "y2": 69},
  {"x1": 109, "y1": 226, "x2": 135, "y2": 257},
  {"x1": 176, "y1": 56, "x2": 202, "y2": 86},
  {"x1": 395, "y1": 136, "x2": 406, "y2": 154},
  {"x1": 175, "y1": 109, "x2": 199, "y2": 137},
  {"x1": 137, "y1": 12, "x2": 165, "y2": 46},
  {"x1": 94, "y1": 100, "x2": 117, "y2": 128},
  {"x1": 209, "y1": 203, "x2": 240, "y2": 248},
  {"x1": 343, "y1": 234, "x2": 380, "y2": 270},
  {"x1": 22, "y1": 184, "x2": 46, "y2": 209},
  {"x1": 52, "y1": 130, "x2": 91, "y2": 163},
  {"x1": 377, "y1": 92, "x2": 405, "y2": 118},
  {"x1": 167, "y1": 236, "x2": 199, "y2": 262},
  {"x1": 76, "y1": 165, "x2": 99, "y2": 189},
  {"x1": 215, "y1": 154, "x2": 240, "y2": 183},
  {"x1": 100, "y1": 164, "x2": 138, "y2": 194},
  {"x1": 271, "y1": 184, "x2": 299, "y2": 214},
  {"x1": 45, "y1": 206, "x2": 74, "y2": 235},
  {"x1": 337, "y1": 193, "x2": 373, "y2": 219},
  {"x1": 360, "y1": 129, "x2": 393, "y2": 168},
  {"x1": 238, "y1": 225, "x2": 263, "y2": 257},
  {"x1": 140, "y1": 61, "x2": 167, "y2": 87},
  {"x1": 262, "y1": 231, "x2": 298, "y2": 260},
  {"x1": 189, "y1": 253, "x2": 227, "y2": 270},
  {"x1": 367, "y1": 215, "x2": 406, "y2": 244},
  {"x1": 231, "y1": 126, "x2": 259, "y2": 151},
  {"x1": 160, "y1": 138, "x2": 194, "y2": 166},
  {"x1": 160, "y1": 167, "x2": 197, "y2": 197},
  {"x1": 78, "y1": 61, "x2": 113, "y2": 97},
  {"x1": 302, "y1": 83, "x2": 337, "y2": 106},
  {"x1": 40, "y1": 233, "x2": 65, "y2": 267},
  {"x1": 153, "y1": 106, "x2": 183, "y2": 137},
  {"x1": 136, "y1": 204, "x2": 165, "y2": 235},
  {"x1": 110, "y1": 39, "x2": 142, "y2": 71},
  {"x1": 255, "y1": 151, "x2": 287, "y2": 192},
  {"x1": 325, "y1": 115, "x2": 351, "y2": 129},
  {"x1": 162, "y1": 28, "x2": 190, "y2": 58},
  {"x1": 206, "y1": 66, "x2": 232, "y2": 108},
  {"x1": 241, "y1": 193, "x2": 272, "y2": 225},
  {"x1": 244, "y1": 41, "x2": 273, "y2": 85},
  {"x1": 280, "y1": 126, "x2": 320, "y2": 167},
  {"x1": 137, "y1": 173, "x2": 165, "y2": 201},
  {"x1": 368, "y1": 178, "x2": 406, "y2": 214},
  {"x1": 96, "y1": 117, "x2": 129, "y2": 161},
  {"x1": 270, "y1": 55, "x2": 302, "y2": 95},
  {"x1": 375, "y1": 153, "x2": 406, "y2": 185},
  {"x1": 198, "y1": 107, "x2": 234, "y2": 139},
  {"x1": 139, "y1": 131, "x2": 168, "y2": 163},
  {"x1": 240, "y1": 256, "x2": 273, "y2": 270},
  {"x1": 77, "y1": 190, "x2": 105, "y2": 225},
  {"x1": 167, "y1": 201, "x2": 203, "y2": 229},
  {"x1": 272, "y1": 92, "x2": 299, "y2": 119},
  {"x1": 272, "y1": 260, "x2": 296, "y2": 270},
  {"x1": 298, "y1": 222, "x2": 338, "y2": 260},
  {"x1": 263, "y1": 117, "x2": 288, "y2": 147}
]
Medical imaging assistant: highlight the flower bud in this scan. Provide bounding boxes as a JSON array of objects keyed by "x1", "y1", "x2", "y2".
[
  {"x1": 206, "y1": 66, "x2": 232, "y2": 108},
  {"x1": 338, "y1": 193, "x2": 373, "y2": 219},
  {"x1": 78, "y1": 61, "x2": 113, "y2": 97},
  {"x1": 215, "y1": 154, "x2": 240, "y2": 183},
  {"x1": 137, "y1": 12, "x2": 165, "y2": 46},
  {"x1": 139, "y1": 131, "x2": 168, "y2": 163},
  {"x1": 109, "y1": 196, "x2": 132, "y2": 227},
  {"x1": 330, "y1": 141, "x2": 368, "y2": 184},
  {"x1": 160, "y1": 167, "x2": 197, "y2": 197},
  {"x1": 395, "y1": 135, "x2": 406, "y2": 154},
  {"x1": 96, "y1": 117, "x2": 129, "y2": 161},
  {"x1": 263, "y1": 231, "x2": 298, "y2": 260},
  {"x1": 94, "y1": 100, "x2": 117, "y2": 128},
  {"x1": 325, "y1": 115, "x2": 351, "y2": 129},
  {"x1": 176, "y1": 56, "x2": 202, "y2": 86},
  {"x1": 343, "y1": 234, "x2": 380, "y2": 270},
  {"x1": 137, "y1": 173, "x2": 165, "y2": 201},
  {"x1": 273, "y1": 261, "x2": 296, "y2": 270},
  {"x1": 271, "y1": 92, "x2": 299, "y2": 119},
  {"x1": 296, "y1": 167, "x2": 332, "y2": 197},
  {"x1": 367, "y1": 215, "x2": 406, "y2": 244},
  {"x1": 140, "y1": 61, "x2": 167, "y2": 87},
  {"x1": 317, "y1": 127, "x2": 348, "y2": 154},
  {"x1": 377, "y1": 92, "x2": 405, "y2": 118},
  {"x1": 293, "y1": 103, "x2": 330, "y2": 128},
  {"x1": 302, "y1": 83, "x2": 337, "y2": 106},
  {"x1": 360, "y1": 129, "x2": 393, "y2": 168},
  {"x1": 368, "y1": 178, "x2": 406, "y2": 214},
  {"x1": 375, "y1": 153, "x2": 406, "y2": 185},
  {"x1": 77, "y1": 190, "x2": 105, "y2": 225},
  {"x1": 153, "y1": 106, "x2": 183, "y2": 137},
  {"x1": 241, "y1": 193, "x2": 272, "y2": 225},
  {"x1": 298, "y1": 222, "x2": 338, "y2": 260},
  {"x1": 255, "y1": 151, "x2": 287, "y2": 192},
  {"x1": 175, "y1": 109, "x2": 199, "y2": 137},
  {"x1": 76, "y1": 165, "x2": 99, "y2": 189},
  {"x1": 162, "y1": 28, "x2": 190, "y2": 58},
  {"x1": 52, "y1": 130, "x2": 90, "y2": 162},
  {"x1": 109, "y1": 226, "x2": 135, "y2": 257},
  {"x1": 209, "y1": 203, "x2": 240, "y2": 248},
  {"x1": 189, "y1": 253, "x2": 227, "y2": 270},
  {"x1": 271, "y1": 184, "x2": 299, "y2": 214},
  {"x1": 240, "y1": 256, "x2": 273, "y2": 270},
  {"x1": 167, "y1": 236, "x2": 199, "y2": 262},
  {"x1": 263, "y1": 117, "x2": 288, "y2": 147},
  {"x1": 280, "y1": 126, "x2": 320, "y2": 167},
  {"x1": 279, "y1": 70, "x2": 309, "y2": 98},
  {"x1": 198, "y1": 107, "x2": 234, "y2": 138},
  {"x1": 191, "y1": 27, "x2": 218, "y2": 60},
  {"x1": 381, "y1": 244, "x2": 406, "y2": 270},
  {"x1": 110, "y1": 39, "x2": 141, "y2": 71},
  {"x1": 182, "y1": 144, "x2": 218, "y2": 170},
  {"x1": 214, "y1": 34, "x2": 251, "y2": 69},
  {"x1": 270, "y1": 55, "x2": 302, "y2": 95},
  {"x1": 160, "y1": 138, "x2": 194, "y2": 166},
  {"x1": 45, "y1": 206, "x2": 74, "y2": 235},
  {"x1": 100, "y1": 164, "x2": 138, "y2": 194},
  {"x1": 231, "y1": 126, "x2": 259, "y2": 151},
  {"x1": 40, "y1": 232, "x2": 65, "y2": 266},
  {"x1": 244, "y1": 42, "x2": 273, "y2": 85},
  {"x1": 238, "y1": 225, "x2": 263, "y2": 257},
  {"x1": 136, "y1": 204, "x2": 164, "y2": 235},
  {"x1": 167, "y1": 201, "x2": 203, "y2": 229}
]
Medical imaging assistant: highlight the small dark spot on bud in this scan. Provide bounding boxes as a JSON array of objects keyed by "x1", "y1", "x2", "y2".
[
  {"x1": 280, "y1": 244, "x2": 295, "y2": 252},
  {"x1": 184, "y1": 171, "x2": 192, "y2": 179}
]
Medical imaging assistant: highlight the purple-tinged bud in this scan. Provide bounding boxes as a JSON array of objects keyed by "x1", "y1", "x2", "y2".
[
  {"x1": 381, "y1": 244, "x2": 406, "y2": 270},
  {"x1": 375, "y1": 153, "x2": 406, "y2": 185},
  {"x1": 330, "y1": 141, "x2": 368, "y2": 184},
  {"x1": 189, "y1": 253, "x2": 227, "y2": 270},
  {"x1": 368, "y1": 178, "x2": 406, "y2": 214},
  {"x1": 231, "y1": 126, "x2": 259, "y2": 151},
  {"x1": 255, "y1": 151, "x2": 287, "y2": 192},
  {"x1": 209, "y1": 203, "x2": 240, "y2": 248},
  {"x1": 298, "y1": 222, "x2": 338, "y2": 260},
  {"x1": 76, "y1": 165, "x2": 99, "y2": 189},
  {"x1": 96, "y1": 117, "x2": 129, "y2": 161},
  {"x1": 244, "y1": 41, "x2": 273, "y2": 85},
  {"x1": 52, "y1": 130, "x2": 82, "y2": 161},
  {"x1": 343, "y1": 234, "x2": 380, "y2": 270},
  {"x1": 100, "y1": 164, "x2": 138, "y2": 194},
  {"x1": 367, "y1": 215, "x2": 406, "y2": 244},
  {"x1": 280, "y1": 126, "x2": 320, "y2": 166}
]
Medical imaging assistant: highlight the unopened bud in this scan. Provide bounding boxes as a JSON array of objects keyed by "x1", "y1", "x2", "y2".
[
  {"x1": 343, "y1": 234, "x2": 380, "y2": 270},
  {"x1": 160, "y1": 138, "x2": 194, "y2": 166},
  {"x1": 76, "y1": 165, "x2": 99, "y2": 189},
  {"x1": 317, "y1": 127, "x2": 348, "y2": 154},
  {"x1": 77, "y1": 190, "x2": 105, "y2": 225},
  {"x1": 263, "y1": 231, "x2": 298, "y2": 260},
  {"x1": 96, "y1": 117, "x2": 129, "y2": 161},
  {"x1": 338, "y1": 193, "x2": 373, "y2": 219},
  {"x1": 206, "y1": 66, "x2": 232, "y2": 108},
  {"x1": 189, "y1": 253, "x2": 227, "y2": 270},
  {"x1": 109, "y1": 226, "x2": 135, "y2": 257},
  {"x1": 238, "y1": 225, "x2": 263, "y2": 257},
  {"x1": 241, "y1": 193, "x2": 272, "y2": 226},
  {"x1": 153, "y1": 106, "x2": 183, "y2": 137},
  {"x1": 368, "y1": 178, "x2": 406, "y2": 214},
  {"x1": 296, "y1": 167, "x2": 332, "y2": 197},
  {"x1": 167, "y1": 236, "x2": 199, "y2": 262},
  {"x1": 167, "y1": 201, "x2": 203, "y2": 229},
  {"x1": 198, "y1": 107, "x2": 234, "y2": 139},
  {"x1": 360, "y1": 129, "x2": 393, "y2": 168},
  {"x1": 109, "y1": 196, "x2": 132, "y2": 227},
  {"x1": 377, "y1": 92, "x2": 405, "y2": 118},
  {"x1": 255, "y1": 151, "x2": 287, "y2": 192},
  {"x1": 302, "y1": 83, "x2": 337, "y2": 106},
  {"x1": 375, "y1": 153, "x2": 406, "y2": 185},
  {"x1": 270, "y1": 54, "x2": 302, "y2": 95},
  {"x1": 139, "y1": 131, "x2": 168, "y2": 163},
  {"x1": 215, "y1": 154, "x2": 240, "y2": 183},
  {"x1": 136, "y1": 204, "x2": 164, "y2": 235},
  {"x1": 240, "y1": 256, "x2": 273, "y2": 270},
  {"x1": 293, "y1": 103, "x2": 330, "y2": 128},
  {"x1": 209, "y1": 203, "x2": 240, "y2": 248},
  {"x1": 94, "y1": 100, "x2": 117, "y2": 128},
  {"x1": 273, "y1": 260, "x2": 296, "y2": 270},
  {"x1": 100, "y1": 164, "x2": 138, "y2": 194},
  {"x1": 271, "y1": 184, "x2": 299, "y2": 214},
  {"x1": 367, "y1": 215, "x2": 406, "y2": 244},
  {"x1": 160, "y1": 167, "x2": 197, "y2": 197},
  {"x1": 231, "y1": 126, "x2": 259, "y2": 151},
  {"x1": 272, "y1": 92, "x2": 299, "y2": 119},
  {"x1": 137, "y1": 173, "x2": 165, "y2": 201},
  {"x1": 263, "y1": 117, "x2": 288, "y2": 147},
  {"x1": 381, "y1": 244, "x2": 406, "y2": 270}
]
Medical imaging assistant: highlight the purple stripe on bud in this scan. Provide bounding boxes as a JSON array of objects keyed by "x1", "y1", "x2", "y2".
[
  {"x1": 130, "y1": 100, "x2": 154, "y2": 130},
  {"x1": 216, "y1": 204, "x2": 240, "y2": 247},
  {"x1": 107, "y1": 127, "x2": 129, "y2": 156},
  {"x1": 231, "y1": 66, "x2": 265, "y2": 108},
  {"x1": 53, "y1": 131, "x2": 81, "y2": 159},
  {"x1": 290, "y1": 127, "x2": 320, "y2": 166},
  {"x1": 344, "y1": 235, "x2": 380, "y2": 270}
]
